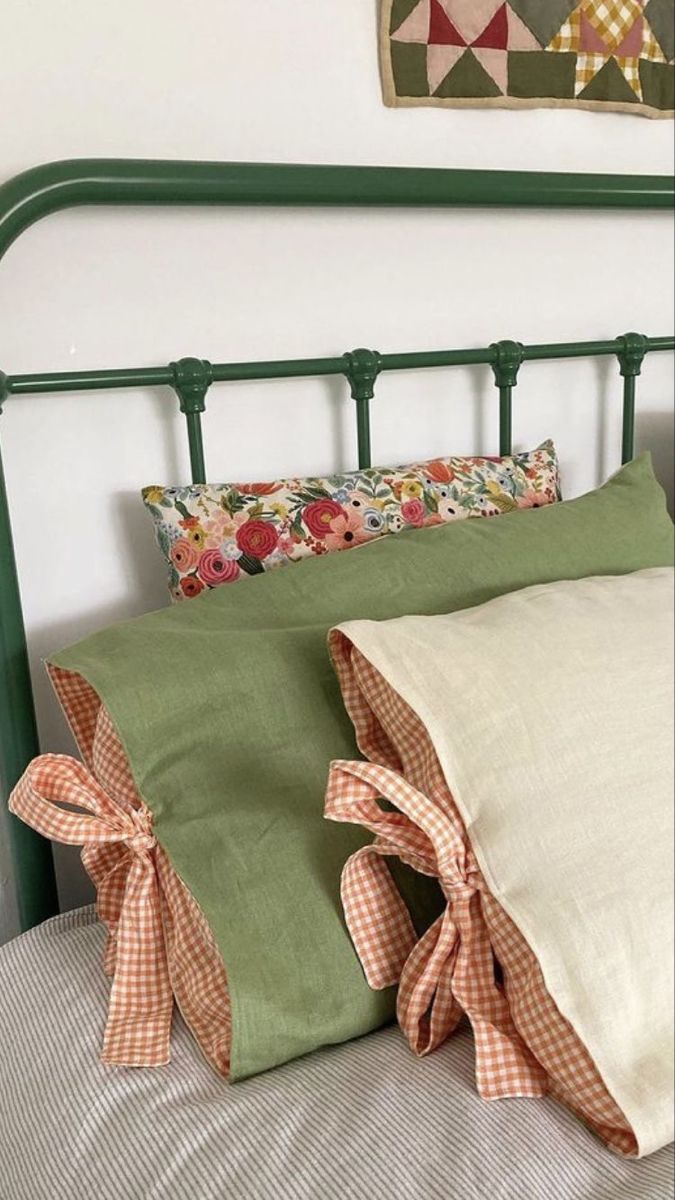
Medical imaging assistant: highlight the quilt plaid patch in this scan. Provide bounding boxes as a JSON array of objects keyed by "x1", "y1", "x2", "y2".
[{"x1": 381, "y1": 0, "x2": 674, "y2": 116}]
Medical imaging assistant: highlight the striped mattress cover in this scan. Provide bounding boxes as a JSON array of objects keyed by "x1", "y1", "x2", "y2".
[{"x1": 0, "y1": 906, "x2": 673, "y2": 1200}]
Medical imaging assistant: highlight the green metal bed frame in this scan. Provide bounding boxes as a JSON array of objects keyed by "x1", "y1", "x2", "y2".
[{"x1": 0, "y1": 159, "x2": 673, "y2": 934}]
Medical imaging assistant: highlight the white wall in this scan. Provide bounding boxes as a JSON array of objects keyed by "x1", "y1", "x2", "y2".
[{"x1": 1, "y1": 0, "x2": 673, "y2": 943}]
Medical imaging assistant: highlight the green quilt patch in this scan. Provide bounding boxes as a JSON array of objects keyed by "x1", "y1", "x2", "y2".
[{"x1": 380, "y1": 0, "x2": 674, "y2": 117}]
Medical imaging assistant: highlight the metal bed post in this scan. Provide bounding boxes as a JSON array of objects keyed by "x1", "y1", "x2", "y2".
[
  {"x1": 345, "y1": 350, "x2": 382, "y2": 471},
  {"x1": 171, "y1": 358, "x2": 213, "y2": 484},
  {"x1": 618, "y1": 334, "x2": 649, "y2": 466},
  {"x1": 0, "y1": 377, "x2": 59, "y2": 928},
  {"x1": 491, "y1": 341, "x2": 525, "y2": 457}
]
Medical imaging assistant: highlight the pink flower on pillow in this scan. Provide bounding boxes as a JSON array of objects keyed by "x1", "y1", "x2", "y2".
[
  {"x1": 325, "y1": 510, "x2": 372, "y2": 552},
  {"x1": 236, "y1": 520, "x2": 279, "y2": 560},
  {"x1": 197, "y1": 549, "x2": 241, "y2": 586},
  {"x1": 204, "y1": 513, "x2": 237, "y2": 546},
  {"x1": 519, "y1": 489, "x2": 554, "y2": 511},
  {"x1": 303, "y1": 499, "x2": 345, "y2": 540},
  {"x1": 401, "y1": 499, "x2": 427, "y2": 528},
  {"x1": 171, "y1": 538, "x2": 200, "y2": 572},
  {"x1": 180, "y1": 576, "x2": 205, "y2": 599}
]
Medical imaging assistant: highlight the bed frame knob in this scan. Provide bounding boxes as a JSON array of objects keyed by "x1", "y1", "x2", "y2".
[
  {"x1": 170, "y1": 357, "x2": 213, "y2": 414},
  {"x1": 344, "y1": 348, "x2": 382, "y2": 402},
  {"x1": 490, "y1": 340, "x2": 525, "y2": 390},
  {"x1": 343, "y1": 349, "x2": 382, "y2": 471},
  {"x1": 617, "y1": 333, "x2": 648, "y2": 379}
]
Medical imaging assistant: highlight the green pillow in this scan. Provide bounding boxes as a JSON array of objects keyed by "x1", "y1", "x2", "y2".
[{"x1": 50, "y1": 454, "x2": 673, "y2": 1079}]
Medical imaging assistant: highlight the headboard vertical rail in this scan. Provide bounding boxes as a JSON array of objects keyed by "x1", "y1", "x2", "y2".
[
  {"x1": 345, "y1": 350, "x2": 382, "y2": 471},
  {"x1": 0, "y1": 437, "x2": 59, "y2": 928},
  {"x1": 618, "y1": 334, "x2": 649, "y2": 466},
  {"x1": 171, "y1": 358, "x2": 213, "y2": 484},
  {"x1": 492, "y1": 341, "x2": 525, "y2": 457}
]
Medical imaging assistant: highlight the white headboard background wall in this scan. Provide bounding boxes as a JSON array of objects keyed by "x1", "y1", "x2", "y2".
[{"x1": 0, "y1": 0, "x2": 673, "y2": 942}]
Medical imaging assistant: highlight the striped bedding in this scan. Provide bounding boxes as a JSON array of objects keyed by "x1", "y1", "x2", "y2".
[{"x1": 0, "y1": 907, "x2": 672, "y2": 1200}]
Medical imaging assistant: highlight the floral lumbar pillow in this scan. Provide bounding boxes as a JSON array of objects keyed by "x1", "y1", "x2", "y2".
[{"x1": 143, "y1": 441, "x2": 559, "y2": 599}]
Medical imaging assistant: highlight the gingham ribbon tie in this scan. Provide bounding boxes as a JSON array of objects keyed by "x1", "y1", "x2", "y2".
[
  {"x1": 325, "y1": 759, "x2": 547, "y2": 1100},
  {"x1": 9, "y1": 753, "x2": 174, "y2": 1068}
]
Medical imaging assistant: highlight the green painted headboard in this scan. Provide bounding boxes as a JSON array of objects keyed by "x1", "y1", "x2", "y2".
[{"x1": 0, "y1": 159, "x2": 673, "y2": 932}]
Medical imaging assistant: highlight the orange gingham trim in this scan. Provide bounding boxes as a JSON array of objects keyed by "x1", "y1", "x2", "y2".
[
  {"x1": 326, "y1": 632, "x2": 637, "y2": 1157},
  {"x1": 10, "y1": 666, "x2": 231, "y2": 1076},
  {"x1": 326, "y1": 759, "x2": 547, "y2": 1101}
]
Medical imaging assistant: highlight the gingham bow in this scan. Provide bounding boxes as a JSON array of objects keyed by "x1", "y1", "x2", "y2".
[
  {"x1": 325, "y1": 760, "x2": 547, "y2": 1100},
  {"x1": 10, "y1": 754, "x2": 173, "y2": 1068}
]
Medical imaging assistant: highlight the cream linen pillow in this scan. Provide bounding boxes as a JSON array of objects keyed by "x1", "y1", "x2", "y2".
[{"x1": 331, "y1": 569, "x2": 674, "y2": 1158}]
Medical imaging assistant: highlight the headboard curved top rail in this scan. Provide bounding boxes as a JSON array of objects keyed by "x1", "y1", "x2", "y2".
[
  {"x1": 0, "y1": 159, "x2": 673, "y2": 263},
  {"x1": 1, "y1": 158, "x2": 673, "y2": 934}
]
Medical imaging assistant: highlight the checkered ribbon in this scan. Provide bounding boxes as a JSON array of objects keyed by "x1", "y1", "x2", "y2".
[
  {"x1": 10, "y1": 754, "x2": 174, "y2": 1068},
  {"x1": 325, "y1": 759, "x2": 546, "y2": 1100}
]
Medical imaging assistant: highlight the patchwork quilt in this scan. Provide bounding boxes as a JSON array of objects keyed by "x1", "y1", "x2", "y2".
[{"x1": 380, "y1": 0, "x2": 674, "y2": 117}]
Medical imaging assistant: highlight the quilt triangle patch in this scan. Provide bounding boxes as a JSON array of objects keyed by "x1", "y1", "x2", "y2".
[
  {"x1": 473, "y1": 47, "x2": 508, "y2": 92},
  {"x1": 578, "y1": 55, "x2": 640, "y2": 102},
  {"x1": 391, "y1": 0, "x2": 431, "y2": 43},
  {"x1": 427, "y1": 44, "x2": 465, "y2": 92},
  {"x1": 579, "y1": 11, "x2": 608, "y2": 53},
  {"x1": 473, "y1": 5, "x2": 508, "y2": 49},
  {"x1": 613, "y1": 18, "x2": 644, "y2": 59},
  {"x1": 506, "y1": 6, "x2": 542, "y2": 50},
  {"x1": 614, "y1": 57, "x2": 642, "y2": 97},
  {"x1": 642, "y1": 21, "x2": 668, "y2": 63},
  {"x1": 390, "y1": 0, "x2": 424, "y2": 36},
  {"x1": 434, "y1": 47, "x2": 503, "y2": 96},
  {"x1": 644, "y1": 0, "x2": 675, "y2": 62},
  {"x1": 440, "y1": 0, "x2": 504, "y2": 44},
  {"x1": 549, "y1": 5, "x2": 582, "y2": 51},
  {"x1": 583, "y1": 0, "x2": 643, "y2": 53},
  {"x1": 508, "y1": 0, "x2": 579, "y2": 48},
  {"x1": 429, "y1": 0, "x2": 467, "y2": 45}
]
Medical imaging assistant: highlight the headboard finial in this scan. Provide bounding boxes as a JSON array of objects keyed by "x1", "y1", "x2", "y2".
[
  {"x1": 344, "y1": 348, "x2": 382, "y2": 402},
  {"x1": 170, "y1": 357, "x2": 214, "y2": 415},
  {"x1": 490, "y1": 340, "x2": 525, "y2": 390},
  {"x1": 618, "y1": 333, "x2": 649, "y2": 379}
]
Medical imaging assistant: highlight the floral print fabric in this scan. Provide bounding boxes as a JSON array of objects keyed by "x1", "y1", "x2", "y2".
[{"x1": 142, "y1": 441, "x2": 560, "y2": 600}]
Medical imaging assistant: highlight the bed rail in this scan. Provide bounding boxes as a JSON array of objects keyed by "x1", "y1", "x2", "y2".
[{"x1": 0, "y1": 160, "x2": 673, "y2": 932}]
